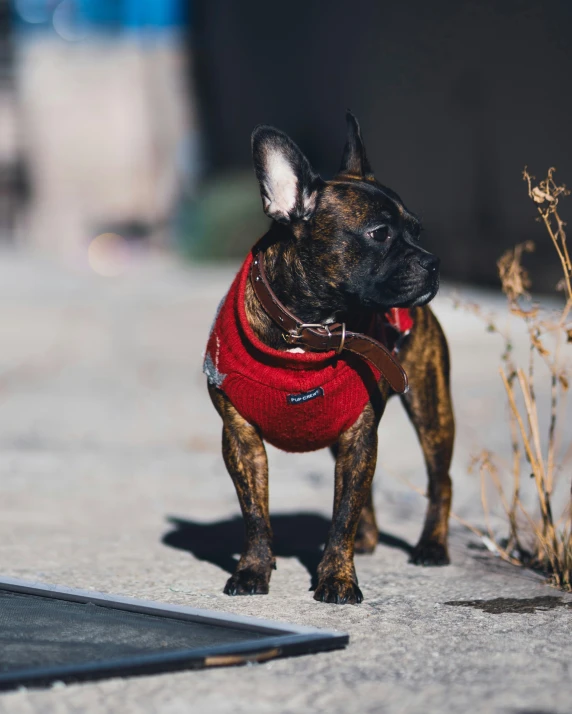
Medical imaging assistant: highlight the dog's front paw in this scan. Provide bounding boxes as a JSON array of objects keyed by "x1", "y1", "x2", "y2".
[
  {"x1": 313, "y1": 576, "x2": 363, "y2": 605},
  {"x1": 224, "y1": 568, "x2": 270, "y2": 596},
  {"x1": 409, "y1": 540, "x2": 450, "y2": 566}
]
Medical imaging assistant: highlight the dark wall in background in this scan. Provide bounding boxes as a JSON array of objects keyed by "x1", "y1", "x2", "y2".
[{"x1": 191, "y1": 0, "x2": 572, "y2": 289}]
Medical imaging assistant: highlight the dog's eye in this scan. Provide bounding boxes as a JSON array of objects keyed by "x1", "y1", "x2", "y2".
[{"x1": 366, "y1": 226, "x2": 390, "y2": 243}]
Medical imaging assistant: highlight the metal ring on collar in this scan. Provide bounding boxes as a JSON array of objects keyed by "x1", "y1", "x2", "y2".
[{"x1": 336, "y1": 323, "x2": 346, "y2": 354}]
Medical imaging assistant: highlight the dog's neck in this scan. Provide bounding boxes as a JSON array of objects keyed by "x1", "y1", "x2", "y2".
[{"x1": 245, "y1": 224, "x2": 368, "y2": 351}]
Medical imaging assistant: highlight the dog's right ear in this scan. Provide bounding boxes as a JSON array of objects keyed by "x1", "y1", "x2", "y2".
[{"x1": 252, "y1": 126, "x2": 321, "y2": 223}]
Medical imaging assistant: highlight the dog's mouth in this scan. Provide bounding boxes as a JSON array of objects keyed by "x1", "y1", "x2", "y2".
[
  {"x1": 409, "y1": 290, "x2": 434, "y2": 307},
  {"x1": 384, "y1": 274, "x2": 439, "y2": 309},
  {"x1": 409, "y1": 277, "x2": 440, "y2": 306}
]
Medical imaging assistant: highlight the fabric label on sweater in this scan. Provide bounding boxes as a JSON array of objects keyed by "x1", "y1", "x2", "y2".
[{"x1": 287, "y1": 387, "x2": 324, "y2": 405}]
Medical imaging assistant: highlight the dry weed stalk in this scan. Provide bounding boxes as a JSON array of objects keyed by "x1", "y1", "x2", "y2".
[{"x1": 470, "y1": 168, "x2": 572, "y2": 591}]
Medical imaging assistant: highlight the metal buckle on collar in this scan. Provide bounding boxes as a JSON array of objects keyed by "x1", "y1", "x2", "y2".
[
  {"x1": 285, "y1": 323, "x2": 331, "y2": 344},
  {"x1": 284, "y1": 322, "x2": 347, "y2": 354}
]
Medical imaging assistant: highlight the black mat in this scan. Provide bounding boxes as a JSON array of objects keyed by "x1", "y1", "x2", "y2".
[{"x1": 0, "y1": 579, "x2": 348, "y2": 691}]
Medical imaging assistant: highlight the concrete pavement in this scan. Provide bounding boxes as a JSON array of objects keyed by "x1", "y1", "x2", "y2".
[{"x1": 0, "y1": 248, "x2": 570, "y2": 714}]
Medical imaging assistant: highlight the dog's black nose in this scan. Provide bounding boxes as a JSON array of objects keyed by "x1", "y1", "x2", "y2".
[{"x1": 419, "y1": 254, "x2": 440, "y2": 274}]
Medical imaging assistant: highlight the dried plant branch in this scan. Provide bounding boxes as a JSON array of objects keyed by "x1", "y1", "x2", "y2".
[{"x1": 461, "y1": 167, "x2": 572, "y2": 591}]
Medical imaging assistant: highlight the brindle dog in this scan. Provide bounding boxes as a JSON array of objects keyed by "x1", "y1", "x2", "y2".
[{"x1": 207, "y1": 112, "x2": 454, "y2": 604}]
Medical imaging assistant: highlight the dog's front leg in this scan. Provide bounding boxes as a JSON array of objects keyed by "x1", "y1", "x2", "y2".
[
  {"x1": 209, "y1": 384, "x2": 275, "y2": 595},
  {"x1": 315, "y1": 403, "x2": 380, "y2": 604}
]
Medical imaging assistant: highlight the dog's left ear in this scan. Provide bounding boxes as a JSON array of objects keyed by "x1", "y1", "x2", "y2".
[
  {"x1": 252, "y1": 125, "x2": 321, "y2": 223},
  {"x1": 338, "y1": 110, "x2": 374, "y2": 180}
]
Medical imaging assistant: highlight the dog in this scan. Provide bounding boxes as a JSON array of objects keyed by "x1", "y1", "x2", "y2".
[{"x1": 204, "y1": 112, "x2": 454, "y2": 604}]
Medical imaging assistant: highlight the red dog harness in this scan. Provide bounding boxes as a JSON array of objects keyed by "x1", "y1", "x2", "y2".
[{"x1": 204, "y1": 252, "x2": 412, "y2": 453}]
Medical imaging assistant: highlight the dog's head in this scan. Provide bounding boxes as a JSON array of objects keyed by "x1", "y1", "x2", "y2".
[{"x1": 252, "y1": 112, "x2": 439, "y2": 313}]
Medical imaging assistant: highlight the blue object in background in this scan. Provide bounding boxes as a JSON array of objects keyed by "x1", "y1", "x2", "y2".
[
  {"x1": 14, "y1": 0, "x2": 188, "y2": 31},
  {"x1": 78, "y1": 0, "x2": 186, "y2": 28}
]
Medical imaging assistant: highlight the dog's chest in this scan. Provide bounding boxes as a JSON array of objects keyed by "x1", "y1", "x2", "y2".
[{"x1": 203, "y1": 254, "x2": 412, "y2": 453}]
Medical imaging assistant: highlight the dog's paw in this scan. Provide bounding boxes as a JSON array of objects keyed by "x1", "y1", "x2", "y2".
[
  {"x1": 224, "y1": 568, "x2": 270, "y2": 596},
  {"x1": 409, "y1": 540, "x2": 450, "y2": 566},
  {"x1": 313, "y1": 577, "x2": 363, "y2": 605}
]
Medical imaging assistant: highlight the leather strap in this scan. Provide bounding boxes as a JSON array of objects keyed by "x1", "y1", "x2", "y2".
[{"x1": 250, "y1": 250, "x2": 409, "y2": 394}]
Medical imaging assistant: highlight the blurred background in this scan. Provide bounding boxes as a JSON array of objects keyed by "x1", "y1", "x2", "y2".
[{"x1": 2, "y1": 0, "x2": 572, "y2": 286}]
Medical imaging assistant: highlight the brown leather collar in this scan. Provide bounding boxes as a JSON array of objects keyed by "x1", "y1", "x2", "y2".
[{"x1": 250, "y1": 249, "x2": 409, "y2": 394}]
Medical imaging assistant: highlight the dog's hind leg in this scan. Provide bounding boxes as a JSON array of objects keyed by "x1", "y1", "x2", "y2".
[
  {"x1": 353, "y1": 489, "x2": 379, "y2": 554},
  {"x1": 399, "y1": 309, "x2": 454, "y2": 566},
  {"x1": 315, "y1": 403, "x2": 380, "y2": 604},
  {"x1": 208, "y1": 384, "x2": 275, "y2": 595}
]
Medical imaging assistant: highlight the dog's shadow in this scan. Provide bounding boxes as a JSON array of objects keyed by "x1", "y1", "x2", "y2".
[{"x1": 162, "y1": 513, "x2": 413, "y2": 588}]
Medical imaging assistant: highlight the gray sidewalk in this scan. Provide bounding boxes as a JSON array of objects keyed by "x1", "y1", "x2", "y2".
[{"x1": 0, "y1": 249, "x2": 570, "y2": 714}]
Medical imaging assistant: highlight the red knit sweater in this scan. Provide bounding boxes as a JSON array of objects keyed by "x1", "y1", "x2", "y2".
[{"x1": 204, "y1": 251, "x2": 412, "y2": 453}]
